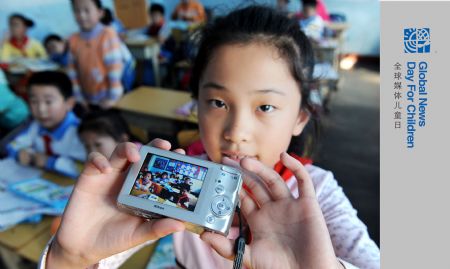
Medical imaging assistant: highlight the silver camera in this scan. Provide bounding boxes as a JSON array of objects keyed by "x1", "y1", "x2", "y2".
[{"x1": 117, "y1": 145, "x2": 243, "y2": 236}]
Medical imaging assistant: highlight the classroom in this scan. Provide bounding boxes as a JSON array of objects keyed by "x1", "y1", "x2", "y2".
[{"x1": 0, "y1": 0, "x2": 380, "y2": 268}]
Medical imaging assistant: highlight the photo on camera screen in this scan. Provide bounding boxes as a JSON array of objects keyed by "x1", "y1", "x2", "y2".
[{"x1": 130, "y1": 153, "x2": 208, "y2": 212}]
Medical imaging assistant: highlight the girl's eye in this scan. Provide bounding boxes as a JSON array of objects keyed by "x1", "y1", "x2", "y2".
[
  {"x1": 258, "y1": 105, "x2": 275, "y2": 112},
  {"x1": 208, "y1": 99, "x2": 227, "y2": 109}
]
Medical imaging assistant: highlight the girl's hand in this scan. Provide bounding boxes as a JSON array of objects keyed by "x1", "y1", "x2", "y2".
[
  {"x1": 201, "y1": 153, "x2": 341, "y2": 269},
  {"x1": 47, "y1": 139, "x2": 186, "y2": 269}
]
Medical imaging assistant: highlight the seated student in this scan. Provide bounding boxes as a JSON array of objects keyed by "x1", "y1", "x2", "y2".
[
  {"x1": 147, "y1": 4, "x2": 171, "y2": 44},
  {"x1": 171, "y1": 0, "x2": 206, "y2": 24},
  {"x1": 6, "y1": 71, "x2": 86, "y2": 178},
  {"x1": 0, "y1": 69, "x2": 29, "y2": 136},
  {"x1": 78, "y1": 109, "x2": 140, "y2": 159},
  {"x1": 0, "y1": 13, "x2": 47, "y2": 62},
  {"x1": 134, "y1": 172, "x2": 153, "y2": 191},
  {"x1": 299, "y1": 0, "x2": 325, "y2": 42},
  {"x1": 68, "y1": 0, "x2": 124, "y2": 109},
  {"x1": 43, "y1": 34, "x2": 70, "y2": 67},
  {"x1": 176, "y1": 188, "x2": 190, "y2": 209}
]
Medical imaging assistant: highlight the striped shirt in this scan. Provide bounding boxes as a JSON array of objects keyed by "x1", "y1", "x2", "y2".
[{"x1": 68, "y1": 23, "x2": 124, "y2": 105}]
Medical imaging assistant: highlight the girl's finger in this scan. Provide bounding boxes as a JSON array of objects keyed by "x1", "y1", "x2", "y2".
[
  {"x1": 134, "y1": 218, "x2": 185, "y2": 244},
  {"x1": 109, "y1": 142, "x2": 140, "y2": 172},
  {"x1": 241, "y1": 157, "x2": 291, "y2": 201},
  {"x1": 200, "y1": 232, "x2": 252, "y2": 268},
  {"x1": 173, "y1": 148, "x2": 186, "y2": 155},
  {"x1": 280, "y1": 152, "x2": 316, "y2": 198},
  {"x1": 239, "y1": 188, "x2": 258, "y2": 217},
  {"x1": 147, "y1": 138, "x2": 172, "y2": 150},
  {"x1": 83, "y1": 152, "x2": 112, "y2": 176}
]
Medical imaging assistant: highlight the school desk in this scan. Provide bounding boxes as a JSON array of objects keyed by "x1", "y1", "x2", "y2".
[
  {"x1": 114, "y1": 86, "x2": 198, "y2": 140},
  {"x1": 0, "y1": 169, "x2": 157, "y2": 269},
  {"x1": 125, "y1": 37, "x2": 161, "y2": 86}
]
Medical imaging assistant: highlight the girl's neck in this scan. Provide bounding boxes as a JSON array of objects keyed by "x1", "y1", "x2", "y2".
[{"x1": 80, "y1": 23, "x2": 104, "y2": 40}]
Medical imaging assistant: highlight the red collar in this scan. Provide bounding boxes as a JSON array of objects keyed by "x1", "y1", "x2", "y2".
[
  {"x1": 10, "y1": 36, "x2": 29, "y2": 51},
  {"x1": 274, "y1": 153, "x2": 313, "y2": 181}
]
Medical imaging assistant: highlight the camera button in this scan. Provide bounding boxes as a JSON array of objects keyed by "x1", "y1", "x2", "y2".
[
  {"x1": 215, "y1": 184, "x2": 225, "y2": 194},
  {"x1": 211, "y1": 196, "x2": 233, "y2": 217},
  {"x1": 206, "y1": 215, "x2": 215, "y2": 224}
]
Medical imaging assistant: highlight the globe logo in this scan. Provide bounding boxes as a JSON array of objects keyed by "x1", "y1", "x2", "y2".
[{"x1": 404, "y1": 28, "x2": 430, "y2": 53}]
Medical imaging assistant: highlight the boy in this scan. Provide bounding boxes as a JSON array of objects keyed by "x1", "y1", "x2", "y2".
[
  {"x1": 6, "y1": 71, "x2": 86, "y2": 178},
  {"x1": 299, "y1": 0, "x2": 325, "y2": 41},
  {"x1": 44, "y1": 34, "x2": 69, "y2": 67},
  {"x1": 147, "y1": 4, "x2": 170, "y2": 43}
]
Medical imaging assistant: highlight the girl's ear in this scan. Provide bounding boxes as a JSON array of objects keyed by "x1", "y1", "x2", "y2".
[{"x1": 292, "y1": 109, "x2": 310, "y2": 136}]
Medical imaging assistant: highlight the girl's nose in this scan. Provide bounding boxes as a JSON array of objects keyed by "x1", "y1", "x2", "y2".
[{"x1": 223, "y1": 111, "x2": 252, "y2": 143}]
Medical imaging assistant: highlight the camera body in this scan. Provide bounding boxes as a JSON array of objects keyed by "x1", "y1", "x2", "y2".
[{"x1": 117, "y1": 146, "x2": 243, "y2": 236}]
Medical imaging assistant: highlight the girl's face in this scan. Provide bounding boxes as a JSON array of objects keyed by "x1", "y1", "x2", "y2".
[
  {"x1": 80, "y1": 131, "x2": 118, "y2": 158},
  {"x1": 72, "y1": 0, "x2": 103, "y2": 31},
  {"x1": 198, "y1": 43, "x2": 309, "y2": 168},
  {"x1": 9, "y1": 17, "x2": 27, "y2": 39}
]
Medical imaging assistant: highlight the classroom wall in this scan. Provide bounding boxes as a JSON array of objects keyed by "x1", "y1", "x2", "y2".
[{"x1": 0, "y1": 0, "x2": 379, "y2": 56}]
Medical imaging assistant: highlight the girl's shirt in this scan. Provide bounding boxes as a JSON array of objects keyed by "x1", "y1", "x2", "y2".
[
  {"x1": 39, "y1": 153, "x2": 380, "y2": 269},
  {"x1": 67, "y1": 23, "x2": 124, "y2": 105},
  {"x1": 0, "y1": 36, "x2": 47, "y2": 61}
]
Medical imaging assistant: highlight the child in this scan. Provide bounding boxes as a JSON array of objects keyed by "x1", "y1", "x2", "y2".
[
  {"x1": 146, "y1": 4, "x2": 171, "y2": 44},
  {"x1": 0, "y1": 13, "x2": 47, "y2": 61},
  {"x1": 78, "y1": 109, "x2": 137, "y2": 159},
  {"x1": 134, "y1": 172, "x2": 153, "y2": 191},
  {"x1": 43, "y1": 34, "x2": 69, "y2": 67},
  {"x1": 171, "y1": 0, "x2": 206, "y2": 23},
  {"x1": 299, "y1": 0, "x2": 325, "y2": 41},
  {"x1": 100, "y1": 8, "x2": 136, "y2": 92},
  {"x1": 41, "y1": 6, "x2": 379, "y2": 269},
  {"x1": 68, "y1": 0, "x2": 124, "y2": 109},
  {"x1": 0, "y1": 69, "x2": 29, "y2": 134},
  {"x1": 6, "y1": 71, "x2": 86, "y2": 178}
]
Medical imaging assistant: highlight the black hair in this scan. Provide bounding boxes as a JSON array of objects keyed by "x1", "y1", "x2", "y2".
[
  {"x1": 70, "y1": 0, "x2": 102, "y2": 9},
  {"x1": 27, "y1": 71, "x2": 73, "y2": 99},
  {"x1": 9, "y1": 13, "x2": 34, "y2": 28},
  {"x1": 189, "y1": 5, "x2": 319, "y2": 157},
  {"x1": 100, "y1": 8, "x2": 113, "y2": 25},
  {"x1": 78, "y1": 110, "x2": 133, "y2": 143},
  {"x1": 149, "y1": 3, "x2": 165, "y2": 15},
  {"x1": 44, "y1": 34, "x2": 63, "y2": 47},
  {"x1": 302, "y1": 0, "x2": 318, "y2": 8}
]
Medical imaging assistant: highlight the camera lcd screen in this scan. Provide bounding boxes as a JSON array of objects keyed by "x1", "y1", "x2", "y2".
[{"x1": 130, "y1": 153, "x2": 208, "y2": 212}]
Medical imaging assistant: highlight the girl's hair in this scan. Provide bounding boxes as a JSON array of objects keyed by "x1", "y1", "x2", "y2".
[
  {"x1": 78, "y1": 110, "x2": 134, "y2": 143},
  {"x1": 70, "y1": 0, "x2": 102, "y2": 9},
  {"x1": 100, "y1": 8, "x2": 113, "y2": 25},
  {"x1": 189, "y1": 5, "x2": 319, "y2": 157},
  {"x1": 9, "y1": 13, "x2": 34, "y2": 28}
]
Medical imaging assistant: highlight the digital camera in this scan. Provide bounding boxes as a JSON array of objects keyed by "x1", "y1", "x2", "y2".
[{"x1": 117, "y1": 145, "x2": 243, "y2": 236}]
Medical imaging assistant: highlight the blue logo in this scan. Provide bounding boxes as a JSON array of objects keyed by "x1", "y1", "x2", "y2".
[{"x1": 404, "y1": 28, "x2": 430, "y2": 53}]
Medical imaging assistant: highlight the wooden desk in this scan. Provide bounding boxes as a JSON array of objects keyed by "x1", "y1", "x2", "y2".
[
  {"x1": 0, "y1": 168, "x2": 157, "y2": 268},
  {"x1": 114, "y1": 86, "x2": 197, "y2": 140},
  {"x1": 125, "y1": 38, "x2": 161, "y2": 86}
]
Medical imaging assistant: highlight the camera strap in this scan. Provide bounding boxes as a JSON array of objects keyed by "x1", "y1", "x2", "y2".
[{"x1": 233, "y1": 206, "x2": 245, "y2": 269}]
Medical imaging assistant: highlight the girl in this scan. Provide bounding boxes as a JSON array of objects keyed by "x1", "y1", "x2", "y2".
[
  {"x1": 78, "y1": 109, "x2": 139, "y2": 159},
  {"x1": 41, "y1": 6, "x2": 379, "y2": 269},
  {"x1": 68, "y1": 0, "x2": 124, "y2": 109},
  {"x1": 0, "y1": 13, "x2": 47, "y2": 61}
]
